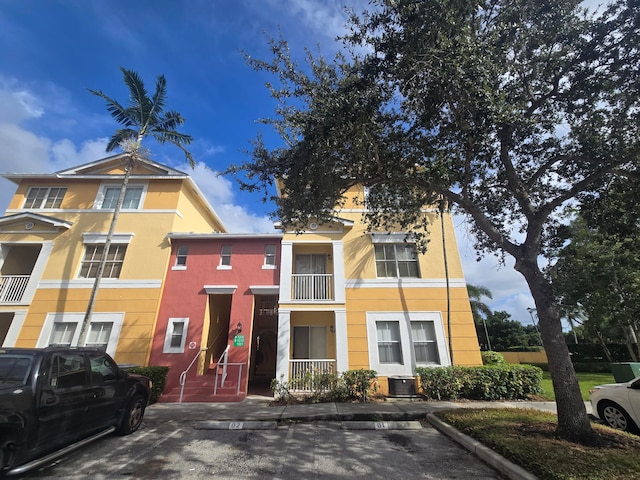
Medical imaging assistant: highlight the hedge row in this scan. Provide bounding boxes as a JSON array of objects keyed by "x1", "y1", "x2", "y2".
[
  {"x1": 126, "y1": 365, "x2": 170, "y2": 404},
  {"x1": 415, "y1": 365, "x2": 542, "y2": 401}
]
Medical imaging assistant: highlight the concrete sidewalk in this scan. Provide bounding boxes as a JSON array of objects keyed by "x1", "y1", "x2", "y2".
[
  {"x1": 148, "y1": 396, "x2": 591, "y2": 424},
  {"x1": 145, "y1": 398, "x2": 593, "y2": 480}
]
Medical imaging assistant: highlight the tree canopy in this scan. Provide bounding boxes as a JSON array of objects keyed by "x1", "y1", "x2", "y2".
[
  {"x1": 551, "y1": 179, "x2": 640, "y2": 360},
  {"x1": 236, "y1": 0, "x2": 639, "y2": 442}
]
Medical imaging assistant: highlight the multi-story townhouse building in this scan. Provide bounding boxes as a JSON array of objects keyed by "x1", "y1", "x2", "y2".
[
  {"x1": 154, "y1": 183, "x2": 481, "y2": 402},
  {"x1": 276, "y1": 184, "x2": 482, "y2": 395},
  {"x1": 149, "y1": 233, "x2": 282, "y2": 402},
  {"x1": 0, "y1": 154, "x2": 225, "y2": 366}
]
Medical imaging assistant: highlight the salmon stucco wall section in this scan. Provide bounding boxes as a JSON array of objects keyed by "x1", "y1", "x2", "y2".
[{"x1": 148, "y1": 234, "x2": 282, "y2": 401}]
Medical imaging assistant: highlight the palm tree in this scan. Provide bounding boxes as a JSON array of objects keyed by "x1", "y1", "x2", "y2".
[
  {"x1": 78, "y1": 67, "x2": 195, "y2": 346},
  {"x1": 467, "y1": 284, "x2": 493, "y2": 351}
]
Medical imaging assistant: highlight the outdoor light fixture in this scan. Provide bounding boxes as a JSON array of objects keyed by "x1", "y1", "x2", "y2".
[{"x1": 236, "y1": 322, "x2": 243, "y2": 333}]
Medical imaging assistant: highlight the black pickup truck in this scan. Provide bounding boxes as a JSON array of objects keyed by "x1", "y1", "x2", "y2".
[{"x1": 0, "y1": 347, "x2": 151, "y2": 476}]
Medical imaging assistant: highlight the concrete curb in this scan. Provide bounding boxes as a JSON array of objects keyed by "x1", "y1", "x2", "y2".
[{"x1": 426, "y1": 414, "x2": 539, "y2": 480}]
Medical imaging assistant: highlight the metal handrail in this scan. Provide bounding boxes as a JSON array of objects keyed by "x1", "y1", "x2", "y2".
[
  {"x1": 178, "y1": 328, "x2": 229, "y2": 402},
  {"x1": 212, "y1": 345, "x2": 244, "y2": 396},
  {"x1": 179, "y1": 347, "x2": 208, "y2": 403}
]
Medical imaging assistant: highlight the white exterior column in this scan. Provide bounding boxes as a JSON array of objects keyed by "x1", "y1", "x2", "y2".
[
  {"x1": 334, "y1": 309, "x2": 348, "y2": 373},
  {"x1": 332, "y1": 241, "x2": 345, "y2": 303},
  {"x1": 276, "y1": 308, "x2": 291, "y2": 380},
  {"x1": 279, "y1": 241, "x2": 293, "y2": 302}
]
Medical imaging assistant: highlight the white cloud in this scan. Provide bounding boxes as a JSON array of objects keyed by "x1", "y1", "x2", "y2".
[
  {"x1": 455, "y1": 218, "x2": 536, "y2": 326},
  {"x1": 175, "y1": 162, "x2": 275, "y2": 234},
  {"x1": 50, "y1": 138, "x2": 109, "y2": 170}
]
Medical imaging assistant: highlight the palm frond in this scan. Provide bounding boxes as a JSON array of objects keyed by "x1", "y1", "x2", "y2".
[
  {"x1": 107, "y1": 129, "x2": 138, "y2": 152},
  {"x1": 87, "y1": 89, "x2": 135, "y2": 127}
]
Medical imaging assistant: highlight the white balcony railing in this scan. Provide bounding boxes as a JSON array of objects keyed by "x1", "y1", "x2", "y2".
[
  {"x1": 291, "y1": 274, "x2": 333, "y2": 301},
  {"x1": 0, "y1": 275, "x2": 30, "y2": 303},
  {"x1": 288, "y1": 359, "x2": 337, "y2": 391}
]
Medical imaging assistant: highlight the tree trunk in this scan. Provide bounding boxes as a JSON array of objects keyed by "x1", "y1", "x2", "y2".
[
  {"x1": 78, "y1": 155, "x2": 135, "y2": 346},
  {"x1": 596, "y1": 331, "x2": 614, "y2": 363},
  {"x1": 516, "y1": 258, "x2": 596, "y2": 443}
]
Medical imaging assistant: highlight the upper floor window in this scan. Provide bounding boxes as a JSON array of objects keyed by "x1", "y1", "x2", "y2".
[
  {"x1": 218, "y1": 245, "x2": 232, "y2": 269},
  {"x1": 374, "y1": 244, "x2": 419, "y2": 278},
  {"x1": 264, "y1": 245, "x2": 276, "y2": 268},
  {"x1": 95, "y1": 184, "x2": 146, "y2": 210},
  {"x1": 101, "y1": 186, "x2": 143, "y2": 209},
  {"x1": 79, "y1": 244, "x2": 127, "y2": 278},
  {"x1": 24, "y1": 187, "x2": 67, "y2": 209},
  {"x1": 176, "y1": 246, "x2": 188, "y2": 266}
]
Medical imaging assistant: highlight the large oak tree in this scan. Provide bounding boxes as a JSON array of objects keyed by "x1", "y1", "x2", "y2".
[{"x1": 235, "y1": 0, "x2": 640, "y2": 442}]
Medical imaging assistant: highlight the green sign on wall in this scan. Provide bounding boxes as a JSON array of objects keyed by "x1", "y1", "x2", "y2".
[{"x1": 233, "y1": 335, "x2": 245, "y2": 347}]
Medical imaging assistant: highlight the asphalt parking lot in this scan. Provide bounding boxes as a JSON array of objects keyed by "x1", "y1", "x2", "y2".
[{"x1": 14, "y1": 403, "x2": 505, "y2": 480}]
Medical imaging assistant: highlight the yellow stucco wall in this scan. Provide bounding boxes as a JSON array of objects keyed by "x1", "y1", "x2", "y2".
[
  {"x1": 1, "y1": 162, "x2": 225, "y2": 365},
  {"x1": 280, "y1": 183, "x2": 482, "y2": 372}
]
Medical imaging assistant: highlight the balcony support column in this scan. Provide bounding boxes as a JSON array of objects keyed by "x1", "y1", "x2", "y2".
[
  {"x1": 279, "y1": 242, "x2": 293, "y2": 302},
  {"x1": 276, "y1": 308, "x2": 291, "y2": 381},
  {"x1": 331, "y1": 241, "x2": 345, "y2": 303},
  {"x1": 334, "y1": 309, "x2": 349, "y2": 373}
]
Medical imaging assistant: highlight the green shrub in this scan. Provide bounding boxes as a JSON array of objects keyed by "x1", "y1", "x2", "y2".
[
  {"x1": 270, "y1": 369, "x2": 378, "y2": 403},
  {"x1": 524, "y1": 362, "x2": 549, "y2": 371},
  {"x1": 415, "y1": 365, "x2": 542, "y2": 401},
  {"x1": 127, "y1": 366, "x2": 169, "y2": 404},
  {"x1": 342, "y1": 369, "x2": 378, "y2": 402},
  {"x1": 572, "y1": 362, "x2": 611, "y2": 373},
  {"x1": 481, "y1": 351, "x2": 506, "y2": 365}
]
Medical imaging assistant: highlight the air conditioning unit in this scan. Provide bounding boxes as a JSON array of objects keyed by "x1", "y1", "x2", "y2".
[{"x1": 388, "y1": 376, "x2": 417, "y2": 397}]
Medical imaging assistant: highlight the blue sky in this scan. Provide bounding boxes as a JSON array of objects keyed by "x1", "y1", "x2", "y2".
[{"x1": 0, "y1": 0, "x2": 543, "y2": 327}]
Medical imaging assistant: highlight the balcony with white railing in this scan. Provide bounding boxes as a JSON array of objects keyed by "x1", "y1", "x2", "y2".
[
  {"x1": 288, "y1": 359, "x2": 337, "y2": 391},
  {"x1": 0, "y1": 275, "x2": 30, "y2": 303},
  {"x1": 291, "y1": 274, "x2": 334, "y2": 301}
]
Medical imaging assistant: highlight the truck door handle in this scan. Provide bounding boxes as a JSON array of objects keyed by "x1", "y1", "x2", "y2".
[{"x1": 45, "y1": 397, "x2": 56, "y2": 405}]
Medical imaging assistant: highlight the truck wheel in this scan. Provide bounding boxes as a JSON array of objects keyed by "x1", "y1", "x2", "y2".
[
  {"x1": 1, "y1": 435, "x2": 16, "y2": 472},
  {"x1": 117, "y1": 394, "x2": 146, "y2": 435}
]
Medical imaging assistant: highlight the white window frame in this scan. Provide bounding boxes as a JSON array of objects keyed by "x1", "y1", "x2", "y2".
[
  {"x1": 366, "y1": 311, "x2": 449, "y2": 376},
  {"x1": 37, "y1": 312, "x2": 124, "y2": 357},
  {"x1": 218, "y1": 245, "x2": 232, "y2": 270},
  {"x1": 163, "y1": 318, "x2": 189, "y2": 353},
  {"x1": 262, "y1": 244, "x2": 277, "y2": 269},
  {"x1": 94, "y1": 183, "x2": 147, "y2": 210},
  {"x1": 373, "y1": 243, "x2": 420, "y2": 278},
  {"x1": 172, "y1": 245, "x2": 188, "y2": 270},
  {"x1": 79, "y1": 233, "x2": 133, "y2": 279},
  {"x1": 79, "y1": 244, "x2": 128, "y2": 279},
  {"x1": 23, "y1": 186, "x2": 68, "y2": 209}
]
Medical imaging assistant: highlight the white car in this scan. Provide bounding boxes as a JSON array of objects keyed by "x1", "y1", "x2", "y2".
[{"x1": 590, "y1": 376, "x2": 640, "y2": 433}]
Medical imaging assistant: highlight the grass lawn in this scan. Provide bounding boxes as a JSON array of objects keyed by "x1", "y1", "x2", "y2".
[
  {"x1": 540, "y1": 372, "x2": 615, "y2": 401},
  {"x1": 435, "y1": 408, "x2": 640, "y2": 480}
]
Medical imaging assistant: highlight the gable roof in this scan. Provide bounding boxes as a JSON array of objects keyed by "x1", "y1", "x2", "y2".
[
  {"x1": 2, "y1": 154, "x2": 227, "y2": 232},
  {"x1": 2, "y1": 154, "x2": 189, "y2": 183},
  {"x1": 0, "y1": 212, "x2": 72, "y2": 231}
]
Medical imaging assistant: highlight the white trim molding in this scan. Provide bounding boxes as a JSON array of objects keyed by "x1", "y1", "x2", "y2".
[
  {"x1": 82, "y1": 233, "x2": 134, "y2": 244},
  {"x1": 250, "y1": 286, "x2": 279, "y2": 295},
  {"x1": 366, "y1": 311, "x2": 451, "y2": 377},
  {"x1": 346, "y1": 278, "x2": 467, "y2": 289},
  {"x1": 204, "y1": 285, "x2": 237, "y2": 294}
]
